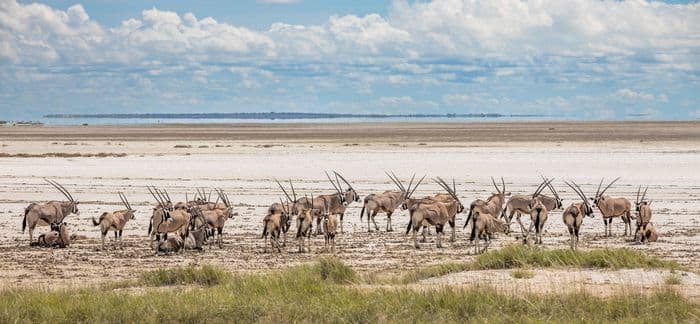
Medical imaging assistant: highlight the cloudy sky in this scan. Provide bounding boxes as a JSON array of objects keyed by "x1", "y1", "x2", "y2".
[{"x1": 1, "y1": 0, "x2": 699, "y2": 120}]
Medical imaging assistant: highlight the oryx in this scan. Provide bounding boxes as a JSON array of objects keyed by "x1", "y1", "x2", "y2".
[{"x1": 22, "y1": 179, "x2": 79, "y2": 244}]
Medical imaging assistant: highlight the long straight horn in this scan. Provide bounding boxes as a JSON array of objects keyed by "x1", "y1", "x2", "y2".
[
  {"x1": 288, "y1": 179, "x2": 297, "y2": 201},
  {"x1": 46, "y1": 179, "x2": 73, "y2": 202},
  {"x1": 408, "y1": 175, "x2": 426, "y2": 198},
  {"x1": 571, "y1": 181, "x2": 590, "y2": 203},
  {"x1": 334, "y1": 171, "x2": 356, "y2": 192},
  {"x1": 119, "y1": 192, "x2": 131, "y2": 210},
  {"x1": 564, "y1": 181, "x2": 586, "y2": 202},
  {"x1": 533, "y1": 178, "x2": 547, "y2": 197},
  {"x1": 391, "y1": 171, "x2": 407, "y2": 192},
  {"x1": 405, "y1": 174, "x2": 416, "y2": 194},
  {"x1": 501, "y1": 177, "x2": 506, "y2": 193},
  {"x1": 147, "y1": 186, "x2": 163, "y2": 206},
  {"x1": 275, "y1": 179, "x2": 293, "y2": 202},
  {"x1": 162, "y1": 188, "x2": 173, "y2": 203},
  {"x1": 595, "y1": 178, "x2": 604, "y2": 198},
  {"x1": 491, "y1": 177, "x2": 500, "y2": 193},
  {"x1": 325, "y1": 171, "x2": 342, "y2": 194},
  {"x1": 636, "y1": 185, "x2": 641, "y2": 204},
  {"x1": 599, "y1": 177, "x2": 620, "y2": 197},
  {"x1": 52, "y1": 179, "x2": 74, "y2": 202},
  {"x1": 279, "y1": 197, "x2": 288, "y2": 214},
  {"x1": 545, "y1": 177, "x2": 560, "y2": 200},
  {"x1": 640, "y1": 187, "x2": 648, "y2": 202}
]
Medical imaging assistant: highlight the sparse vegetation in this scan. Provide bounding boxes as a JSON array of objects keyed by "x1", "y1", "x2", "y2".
[
  {"x1": 511, "y1": 269, "x2": 535, "y2": 279},
  {"x1": 470, "y1": 245, "x2": 680, "y2": 271},
  {"x1": 0, "y1": 259, "x2": 696, "y2": 323},
  {"x1": 173, "y1": 144, "x2": 192, "y2": 148},
  {"x1": 139, "y1": 265, "x2": 230, "y2": 287},
  {"x1": 665, "y1": 274, "x2": 682, "y2": 285}
]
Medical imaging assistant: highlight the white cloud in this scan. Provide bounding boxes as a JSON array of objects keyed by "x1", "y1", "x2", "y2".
[
  {"x1": 615, "y1": 88, "x2": 655, "y2": 102},
  {"x1": 379, "y1": 96, "x2": 414, "y2": 106}
]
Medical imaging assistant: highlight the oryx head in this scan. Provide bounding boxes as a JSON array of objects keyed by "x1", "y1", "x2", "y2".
[
  {"x1": 434, "y1": 176, "x2": 464, "y2": 213},
  {"x1": 565, "y1": 180, "x2": 595, "y2": 218},
  {"x1": 635, "y1": 185, "x2": 649, "y2": 212},
  {"x1": 334, "y1": 171, "x2": 360, "y2": 203},
  {"x1": 325, "y1": 171, "x2": 348, "y2": 206},
  {"x1": 46, "y1": 179, "x2": 79, "y2": 216},
  {"x1": 397, "y1": 174, "x2": 425, "y2": 211},
  {"x1": 591, "y1": 177, "x2": 620, "y2": 207}
]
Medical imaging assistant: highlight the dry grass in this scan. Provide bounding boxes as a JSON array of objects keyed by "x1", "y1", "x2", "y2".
[{"x1": 0, "y1": 258, "x2": 697, "y2": 323}]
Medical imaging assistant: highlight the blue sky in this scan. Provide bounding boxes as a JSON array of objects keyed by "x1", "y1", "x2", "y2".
[{"x1": 1, "y1": 0, "x2": 699, "y2": 120}]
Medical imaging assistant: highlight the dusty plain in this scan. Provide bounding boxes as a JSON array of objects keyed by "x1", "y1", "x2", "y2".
[{"x1": 0, "y1": 122, "x2": 698, "y2": 298}]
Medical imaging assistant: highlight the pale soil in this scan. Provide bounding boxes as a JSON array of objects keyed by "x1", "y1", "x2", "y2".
[{"x1": 0, "y1": 122, "x2": 698, "y2": 299}]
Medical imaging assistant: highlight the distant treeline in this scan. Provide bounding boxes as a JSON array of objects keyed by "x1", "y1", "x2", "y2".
[{"x1": 44, "y1": 112, "x2": 545, "y2": 119}]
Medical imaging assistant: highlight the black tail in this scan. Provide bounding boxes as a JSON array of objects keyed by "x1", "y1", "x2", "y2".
[
  {"x1": 360, "y1": 204, "x2": 366, "y2": 221},
  {"x1": 147, "y1": 221, "x2": 152, "y2": 235},
  {"x1": 405, "y1": 216, "x2": 413, "y2": 235},
  {"x1": 463, "y1": 207, "x2": 473, "y2": 229},
  {"x1": 469, "y1": 215, "x2": 477, "y2": 242},
  {"x1": 262, "y1": 220, "x2": 269, "y2": 238},
  {"x1": 535, "y1": 209, "x2": 542, "y2": 233},
  {"x1": 21, "y1": 205, "x2": 31, "y2": 233}
]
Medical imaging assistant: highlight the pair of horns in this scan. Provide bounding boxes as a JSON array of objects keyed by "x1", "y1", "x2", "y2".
[
  {"x1": 434, "y1": 177, "x2": 460, "y2": 202},
  {"x1": 118, "y1": 192, "x2": 132, "y2": 210},
  {"x1": 595, "y1": 177, "x2": 621, "y2": 198},
  {"x1": 491, "y1": 176, "x2": 505, "y2": 194},
  {"x1": 45, "y1": 179, "x2": 74, "y2": 202}
]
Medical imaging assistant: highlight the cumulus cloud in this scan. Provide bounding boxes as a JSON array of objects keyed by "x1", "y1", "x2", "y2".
[{"x1": 0, "y1": 0, "x2": 698, "y2": 118}]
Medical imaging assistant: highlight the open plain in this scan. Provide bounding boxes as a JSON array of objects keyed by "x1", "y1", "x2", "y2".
[{"x1": 0, "y1": 122, "x2": 699, "y2": 300}]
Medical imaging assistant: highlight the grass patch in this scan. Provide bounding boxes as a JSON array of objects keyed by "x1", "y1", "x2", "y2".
[
  {"x1": 511, "y1": 269, "x2": 535, "y2": 279},
  {"x1": 139, "y1": 265, "x2": 231, "y2": 287},
  {"x1": 393, "y1": 262, "x2": 471, "y2": 284},
  {"x1": 665, "y1": 275, "x2": 682, "y2": 285},
  {"x1": 470, "y1": 245, "x2": 680, "y2": 270},
  {"x1": 0, "y1": 259, "x2": 697, "y2": 323}
]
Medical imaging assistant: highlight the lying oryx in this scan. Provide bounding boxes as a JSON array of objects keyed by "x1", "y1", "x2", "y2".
[
  {"x1": 92, "y1": 192, "x2": 135, "y2": 250},
  {"x1": 22, "y1": 179, "x2": 79, "y2": 244},
  {"x1": 32, "y1": 222, "x2": 71, "y2": 248}
]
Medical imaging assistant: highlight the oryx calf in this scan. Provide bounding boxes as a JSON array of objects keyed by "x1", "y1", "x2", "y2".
[
  {"x1": 322, "y1": 201, "x2": 339, "y2": 253},
  {"x1": 469, "y1": 208, "x2": 509, "y2": 254},
  {"x1": 32, "y1": 222, "x2": 71, "y2": 248}
]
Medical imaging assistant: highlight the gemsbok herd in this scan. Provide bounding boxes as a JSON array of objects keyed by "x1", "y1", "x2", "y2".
[{"x1": 20, "y1": 173, "x2": 659, "y2": 254}]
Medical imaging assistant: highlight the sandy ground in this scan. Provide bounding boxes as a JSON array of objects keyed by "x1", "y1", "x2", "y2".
[{"x1": 0, "y1": 122, "x2": 698, "y2": 298}]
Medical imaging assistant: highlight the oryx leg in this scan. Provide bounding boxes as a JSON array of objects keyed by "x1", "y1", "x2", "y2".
[
  {"x1": 386, "y1": 212, "x2": 393, "y2": 232},
  {"x1": 371, "y1": 213, "x2": 379, "y2": 232},
  {"x1": 421, "y1": 226, "x2": 428, "y2": 243},
  {"x1": 435, "y1": 225, "x2": 444, "y2": 248},
  {"x1": 367, "y1": 209, "x2": 373, "y2": 232},
  {"x1": 516, "y1": 212, "x2": 527, "y2": 237},
  {"x1": 449, "y1": 219, "x2": 456, "y2": 243},
  {"x1": 412, "y1": 227, "x2": 420, "y2": 249},
  {"x1": 339, "y1": 213, "x2": 344, "y2": 234}
]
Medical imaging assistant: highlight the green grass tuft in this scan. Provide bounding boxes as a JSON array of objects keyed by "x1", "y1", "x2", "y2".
[
  {"x1": 139, "y1": 264, "x2": 230, "y2": 287},
  {"x1": 470, "y1": 245, "x2": 680, "y2": 270},
  {"x1": 315, "y1": 256, "x2": 358, "y2": 284},
  {"x1": 511, "y1": 269, "x2": 535, "y2": 279},
  {"x1": 665, "y1": 275, "x2": 682, "y2": 285}
]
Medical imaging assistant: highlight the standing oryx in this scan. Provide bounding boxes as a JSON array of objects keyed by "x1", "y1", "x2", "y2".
[
  {"x1": 432, "y1": 178, "x2": 465, "y2": 243},
  {"x1": 329, "y1": 171, "x2": 360, "y2": 234},
  {"x1": 296, "y1": 171, "x2": 348, "y2": 235},
  {"x1": 201, "y1": 189, "x2": 235, "y2": 249},
  {"x1": 262, "y1": 197, "x2": 290, "y2": 253},
  {"x1": 469, "y1": 205, "x2": 510, "y2": 254},
  {"x1": 502, "y1": 176, "x2": 563, "y2": 228},
  {"x1": 511, "y1": 178, "x2": 553, "y2": 240},
  {"x1": 22, "y1": 179, "x2": 79, "y2": 244},
  {"x1": 361, "y1": 172, "x2": 411, "y2": 232},
  {"x1": 562, "y1": 181, "x2": 595, "y2": 250},
  {"x1": 464, "y1": 177, "x2": 510, "y2": 231},
  {"x1": 405, "y1": 177, "x2": 458, "y2": 249},
  {"x1": 92, "y1": 192, "x2": 136, "y2": 250},
  {"x1": 147, "y1": 187, "x2": 192, "y2": 253},
  {"x1": 633, "y1": 186, "x2": 657, "y2": 243},
  {"x1": 295, "y1": 194, "x2": 316, "y2": 253},
  {"x1": 591, "y1": 178, "x2": 633, "y2": 237},
  {"x1": 321, "y1": 199, "x2": 339, "y2": 253}
]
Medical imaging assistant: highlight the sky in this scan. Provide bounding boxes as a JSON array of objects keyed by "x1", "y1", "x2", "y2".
[{"x1": 1, "y1": 0, "x2": 699, "y2": 121}]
